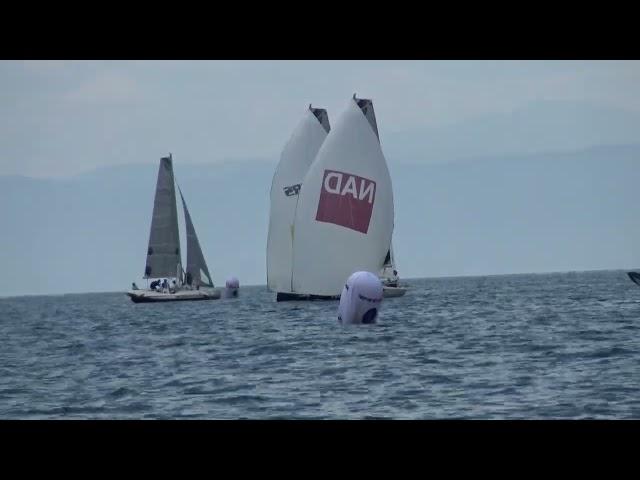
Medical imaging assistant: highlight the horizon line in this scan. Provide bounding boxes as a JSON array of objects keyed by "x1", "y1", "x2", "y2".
[{"x1": 1, "y1": 267, "x2": 636, "y2": 299}]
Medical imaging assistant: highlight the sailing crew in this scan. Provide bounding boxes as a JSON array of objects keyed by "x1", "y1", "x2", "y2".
[
  {"x1": 150, "y1": 279, "x2": 160, "y2": 290},
  {"x1": 388, "y1": 270, "x2": 399, "y2": 287}
]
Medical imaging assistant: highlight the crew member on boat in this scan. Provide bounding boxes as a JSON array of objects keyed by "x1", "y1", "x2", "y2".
[{"x1": 387, "y1": 270, "x2": 399, "y2": 287}]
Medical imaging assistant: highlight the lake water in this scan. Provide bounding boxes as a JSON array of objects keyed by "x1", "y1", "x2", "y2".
[{"x1": 1, "y1": 270, "x2": 639, "y2": 419}]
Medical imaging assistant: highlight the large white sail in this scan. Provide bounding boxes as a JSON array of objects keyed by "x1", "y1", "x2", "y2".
[
  {"x1": 144, "y1": 154, "x2": 181, "y2": 279},
  {"x1": 291, "y1": 95, "x2": 394, "y2": 296},
  {"x1": 266, "y1": 105, "x2": 330, "y2": 293},
  {"x1": 179, "y1": 188, "x2": 214, "y2": 288}
]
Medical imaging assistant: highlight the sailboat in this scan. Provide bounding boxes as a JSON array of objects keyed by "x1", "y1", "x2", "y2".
[
  {"x1": 126, "y1": 154, "x2": 220, "y2": 303},
  {"x1": 266, "y1": 104, "x2": 331, "y2": 301},
  {"x1": 279, "y1": 93, "x2": 405, "y2": 300},
  {"x1": 379, "y1": 243, "x2": 408, "y2": 297}
]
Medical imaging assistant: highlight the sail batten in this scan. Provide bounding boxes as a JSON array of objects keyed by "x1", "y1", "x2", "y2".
[{"x1": 144, "y1": 155, "x2": 181, "y2": 279}]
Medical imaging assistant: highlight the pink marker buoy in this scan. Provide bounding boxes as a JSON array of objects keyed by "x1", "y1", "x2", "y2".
[
  {"x1": 223, "y1": 276, "x2": 240, "y2": 298},
  {"x1": 338, "y1": 271, "x2": 383, "y2": 324}
]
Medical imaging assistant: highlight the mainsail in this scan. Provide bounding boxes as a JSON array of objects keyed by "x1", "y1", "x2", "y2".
[
  {"x1": 383, "y1": 247, "x2": 392, "y2": 268},
  {"x1": 291, "y1": 95, "x2": 394, "y2": 296},
  {"x1": 179, "y1": 187, "x2": 214, "y2": 288},
  {"x1": 379, "y1": 243, "x2": 398, "y2": 279},
  {"x1": 266, "y1": 104, "x2": 330, "y2": 293},
  {"x1": 144, "y1": 154, "x2": 181, "y2": 279}
]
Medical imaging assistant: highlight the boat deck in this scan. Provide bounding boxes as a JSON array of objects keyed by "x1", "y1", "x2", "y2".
[{"x1": 126, "y1": 288, "x2": 220, "y2": 303}]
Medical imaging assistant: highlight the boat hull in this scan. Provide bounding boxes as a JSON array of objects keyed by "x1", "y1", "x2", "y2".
[
  {"x1": 126, "y1": 288, "x2": 221, "y2": 303},
  {"x1": 383, "y1": 286, "x2": 408, "y2": 298},
  {"x1": 276, "y1": 291, "x2": 339, "y2": 302},
  {"x1": 275, "y1": 286, "x2": 406, "y2": 301}
]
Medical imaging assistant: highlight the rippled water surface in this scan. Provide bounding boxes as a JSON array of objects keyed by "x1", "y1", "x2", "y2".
[{"x1": 1, "y1": 270, "x2": 639, "y2": 419}]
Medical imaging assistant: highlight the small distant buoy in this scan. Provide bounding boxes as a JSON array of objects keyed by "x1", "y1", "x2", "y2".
[
  {"x1": 338, "y1": 271, "x2": 383, "y2": 324},
  {"x1": 223, "y1": 276, "x2": 240, "y2": 298}
]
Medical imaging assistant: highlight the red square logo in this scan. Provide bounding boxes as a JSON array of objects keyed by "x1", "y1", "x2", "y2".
[{"x1": 315, "y1": 169, "x2": 376, "y2": 234}]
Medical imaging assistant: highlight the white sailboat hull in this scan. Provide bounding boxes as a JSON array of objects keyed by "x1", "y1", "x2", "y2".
[
  {"x1": 383, "y1": 286, "x2": 407, "y2": 298},
  {"x1": 276, "y1": 285, "x2": 407, "y2": 301},
  {"x1": 126, "y1": 288, "x2": 221, "y2": 303}
]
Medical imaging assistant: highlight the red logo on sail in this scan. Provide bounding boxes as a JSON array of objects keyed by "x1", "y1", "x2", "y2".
[{"x1": 316, "y1": 169, "x2": 376, "y2": 234}]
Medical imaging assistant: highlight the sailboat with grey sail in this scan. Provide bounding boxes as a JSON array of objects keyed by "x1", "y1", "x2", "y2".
[{"x1": 127, "y1": 154, "x2": 220, "y2": 303}]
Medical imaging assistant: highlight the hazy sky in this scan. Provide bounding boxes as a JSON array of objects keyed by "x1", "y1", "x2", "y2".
[
  {"x1": 2, "y1": 60, "x2": 640, "y2": 296},
  {"x1": 2, "y1": 60, "x2": 640, "y2": 177}
]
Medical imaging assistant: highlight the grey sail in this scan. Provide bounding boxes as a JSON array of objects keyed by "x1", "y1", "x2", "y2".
[
  {"x1": 179, "y1": 188, "x2": 214, "y2": 288},
  {"x1": 353, "y1": 93, "x2": 379, "y2": 140},
  {"x1": 144, "y1": 155, "x2": 181, "y2": 279},
  {"x1": 311, "y1": 105, "x2": 331, "y2": 133},
  {"x1": 383, "y1": 248, "x2": 392, "y2": 267}
]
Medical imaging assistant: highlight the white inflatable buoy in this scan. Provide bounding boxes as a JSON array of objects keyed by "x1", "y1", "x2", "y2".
[
  {"x1": 338, "y1": 271, "x2": 383, "y2": 324},
  {"x1": 223, "y1": 276, "x2": 240, "y2": 298}
]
